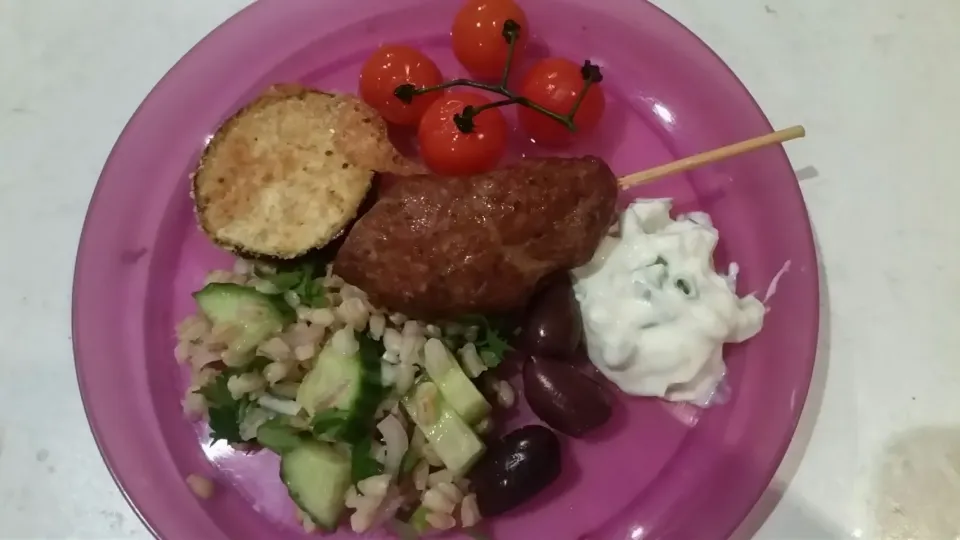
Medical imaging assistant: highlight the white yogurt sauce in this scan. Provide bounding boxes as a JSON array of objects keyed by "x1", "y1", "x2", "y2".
[{"x1": 571, "y1": 199, "x2": 765, "y2": 406}]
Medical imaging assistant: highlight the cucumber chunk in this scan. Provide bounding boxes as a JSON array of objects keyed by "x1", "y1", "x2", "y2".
[
  {"x1": 255, "y1": 417, "x2": 303, "y2": 454},
  {"x1": 296, "y1": 332, "x2": 382, "y2": 443},
  {"x1": 408, "y1": 506, "x2": 431, "y2": 533},
  {"x1": 424, "y1": 339, "x2": 491, "y2": 425},
  {"x1": 193, "y1": 283, "x2": 293, "y2": 356},
  {"x1": 402, "y1": 379, "x2": 485, "y2": 476},
  {"x1": 280, "y1": 441, "x2": 352, "y2": 530}
]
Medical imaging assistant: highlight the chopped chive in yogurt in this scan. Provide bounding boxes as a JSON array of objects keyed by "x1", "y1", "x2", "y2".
[{"x1": 675, "y1": 278, "x2": 694, "y2": 297}]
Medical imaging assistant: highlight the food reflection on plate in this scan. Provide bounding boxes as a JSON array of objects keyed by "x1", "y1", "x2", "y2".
[{"x1": 175, "y1": 0, "x2": 770, "y2": 535}]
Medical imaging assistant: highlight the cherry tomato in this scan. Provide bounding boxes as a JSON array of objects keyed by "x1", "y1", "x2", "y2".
[
  {"x1": 452, "y1": 0, "x2": 530, "y2": 80},
  {"x1": 517, "y1": 58, "x2": 606, "y2": 146},
  {"x1": 418, "y1": 92, "x2": 508, "y2": 176},
  {"x1": 359, "y1": 45, "x2": 444, "y2": 126}
]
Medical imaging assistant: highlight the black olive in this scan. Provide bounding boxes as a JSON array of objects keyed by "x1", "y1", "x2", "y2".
[
  {"x1": 524, "y1": 356, "x2": 613, "y2": 437},
  {"x1": 518, "y1": 276, "x2": 582, "y2": 357},
  {"x1": 468, "y1": 425, "x2": 562, "y2": 517}
]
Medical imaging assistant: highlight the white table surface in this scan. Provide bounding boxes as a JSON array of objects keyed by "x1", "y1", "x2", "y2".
[{"x1": 2, "y1": 0, "x2": 958, "y2": 538}]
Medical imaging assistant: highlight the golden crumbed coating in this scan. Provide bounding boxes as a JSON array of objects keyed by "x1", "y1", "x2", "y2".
[
  {"x1": 192, "y1": 84, "x2": 421, "y2": 259},
  {"x1": 330, "y1": 94, "x2": 427, "y2": 177}
]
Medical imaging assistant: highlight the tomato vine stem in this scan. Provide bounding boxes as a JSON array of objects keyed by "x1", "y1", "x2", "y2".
[
  {"x1": 499, "y1": 19, "x2": 521, "y2": 89},
  {"x1": 393, "y1": 19, "x2": 603, "y2": 134}
]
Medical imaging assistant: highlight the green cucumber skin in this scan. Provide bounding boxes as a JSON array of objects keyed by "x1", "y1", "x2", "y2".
[
  {"x1": 401, "y1": 377, "x2": 486, "y2": 476},
  {"x1": 409, "y1": 506, "x2": 431, "y2": 533},
  {"x1": 279, "y1": 442, "x2": 351, "y2": 530},
  {"x1": 433, "y1": 368, "x2": 491, "y2": 426},
  {"x1": 298, "y1": 334, "x2": 383, "y2": 444},
  {"x1": 255, "y1": 420, "x2": 304, "y2": 454},
  {"x1": 337, "y1": 334, "x2": 383, "y2": 444},
  {"x1": 423, "y1": 343, "x2": 491, "y2": 426},
  {"x1": 193, "y1": 282, "x2": 295, "y2": 324},
  {"x1": 192, "y1": 283, "x2": 294, "y2": 355}
]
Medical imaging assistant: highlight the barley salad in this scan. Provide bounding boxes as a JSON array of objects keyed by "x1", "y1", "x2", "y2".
[{"x1": 178, "y1": 258, "x2": 514, "y2": 534}]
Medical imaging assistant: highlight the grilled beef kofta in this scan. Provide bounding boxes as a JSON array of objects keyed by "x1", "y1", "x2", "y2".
[{"x1": 334, "y1": 157, "x2": 619, "y2": 319}]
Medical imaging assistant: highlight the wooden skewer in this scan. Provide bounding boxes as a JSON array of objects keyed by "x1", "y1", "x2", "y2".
[{"x1": 618, "y1": 125, "x2": 806, "y2": 190}]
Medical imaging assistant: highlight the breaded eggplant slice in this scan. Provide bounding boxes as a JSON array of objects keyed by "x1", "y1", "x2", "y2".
[{"x1": 192, "y1": 84, "x2": 421, "y2": 259}]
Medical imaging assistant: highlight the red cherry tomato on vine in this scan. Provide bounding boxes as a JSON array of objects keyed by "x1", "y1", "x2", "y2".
[
  {"x1": 517, "y1": 57, "x2": 606, "y2": 147},
  {"x1": 359, "y1": 45, "x2": 444, "y2": 126},
  {"x1": 452, "y1": 0, "x2": 530, "y2": 80},
  {"x1": 418, "y1": 92, "x2": 508, "y2": 176}
]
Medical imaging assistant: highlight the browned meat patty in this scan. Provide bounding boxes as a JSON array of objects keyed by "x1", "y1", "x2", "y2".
[{"x1": 334, "y1": 157, "x2": 619, "y2": 319}]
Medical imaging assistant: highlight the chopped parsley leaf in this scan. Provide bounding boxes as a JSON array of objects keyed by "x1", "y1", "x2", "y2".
[
  {"x1": 459, "y1": 315, "x2": 515, "y2": 368},
  {"x1": 196, "y1": 373, "x2": 251, "y2": 444},
  {"x1": 259, "y1": 262, "x2": 327, "y2": 307}
]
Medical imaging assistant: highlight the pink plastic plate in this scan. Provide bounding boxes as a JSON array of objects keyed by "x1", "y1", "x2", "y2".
[{"x1": 72, "y1": 1, "x2": 819, "y2": 539}]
